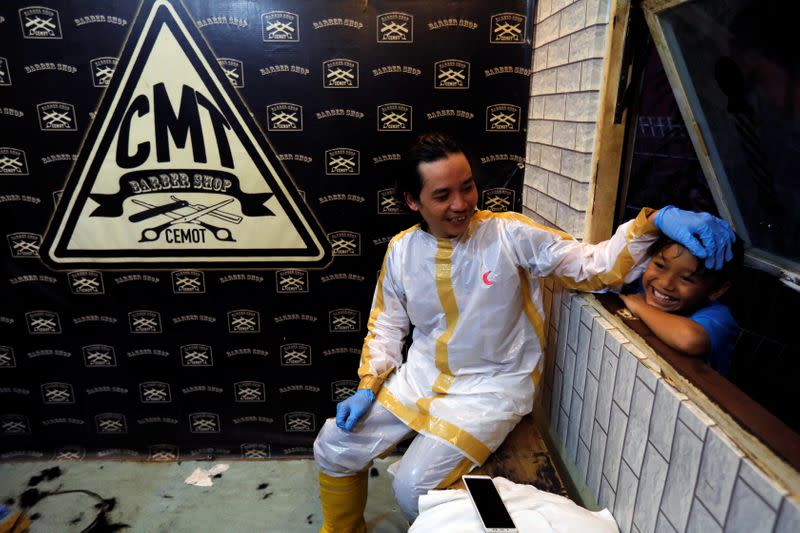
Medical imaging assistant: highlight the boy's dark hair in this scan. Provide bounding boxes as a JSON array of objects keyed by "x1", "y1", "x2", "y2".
[
  {"x1": 396, "y1": 133, "x2": 467, "y2": 202},
  {"x1": 647, "y1": 234, "x2": 745, "y2": 289}
]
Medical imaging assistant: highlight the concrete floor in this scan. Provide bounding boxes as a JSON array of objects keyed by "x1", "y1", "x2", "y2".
[{"x1": 0, "y1": 458, "x2": 408, "y2": 532}]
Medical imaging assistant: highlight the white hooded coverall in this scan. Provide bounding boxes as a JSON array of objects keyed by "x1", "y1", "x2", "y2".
[{"x1": 314, "y1": 208, "x2": 658, "y2": 518}]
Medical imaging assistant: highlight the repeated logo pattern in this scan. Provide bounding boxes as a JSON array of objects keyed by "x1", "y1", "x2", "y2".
[{"x1": 1, "y1": 0, "x2": 529, "y2": 459}]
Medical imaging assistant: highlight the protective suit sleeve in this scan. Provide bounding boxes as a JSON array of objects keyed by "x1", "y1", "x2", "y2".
[
  {"x1": 504, "y1": 207, "x2": 659, "y2": 291},
  {"x1": 357, "y1": 233, "x2": 412, "y2": 394}
]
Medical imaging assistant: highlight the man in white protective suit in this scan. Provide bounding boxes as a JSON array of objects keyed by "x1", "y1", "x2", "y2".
[{"x1": 313, "y1": 133, "x2": 735, "y2": 532}]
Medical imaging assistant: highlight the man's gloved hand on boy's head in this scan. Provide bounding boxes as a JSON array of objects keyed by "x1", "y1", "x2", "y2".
[
  {"x1": 336, "y1": 389, "x2": 375, "y2": 432},
  {"x1": 654, "y1": 206, "x2": 736, "y2": 270}
]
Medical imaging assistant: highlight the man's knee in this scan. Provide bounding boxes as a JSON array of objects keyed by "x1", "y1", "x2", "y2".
[
  {"x1": 313, "y1": 419, "x2": 340, "y2": 470},
  {"x1": 391, "y1": 464, "x2": 427, "y2": 521}
]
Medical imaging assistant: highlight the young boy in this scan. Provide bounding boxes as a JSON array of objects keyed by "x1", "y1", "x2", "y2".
[{"x1": 620, "y1": 234, "x2": 743, "y2": 376}]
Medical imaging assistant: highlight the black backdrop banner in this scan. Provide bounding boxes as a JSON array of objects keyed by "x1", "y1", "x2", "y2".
[{"x1": 0, "y1": 0, "x2": 533, "y2": 461}]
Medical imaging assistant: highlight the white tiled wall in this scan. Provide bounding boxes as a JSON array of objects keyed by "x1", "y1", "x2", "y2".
[
  {"x1": 540, "y1": 282, "x2": 800, "y2": 533},
  {"x1": 524, "y1": 0, "x2": 611, "y2": 237}
]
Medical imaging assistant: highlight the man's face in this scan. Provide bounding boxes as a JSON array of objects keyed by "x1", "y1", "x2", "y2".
[{"x1": 404, "y1": 152, "x2": 477, "y2": 239}]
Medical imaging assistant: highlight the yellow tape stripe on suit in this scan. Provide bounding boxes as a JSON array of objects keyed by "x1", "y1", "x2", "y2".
[
  {"x1": 377, "y1": 387, "x2": 492, "y2": 464},
  {"x1": 358, "y1": 225, "x2": 419, "y2": 392}
]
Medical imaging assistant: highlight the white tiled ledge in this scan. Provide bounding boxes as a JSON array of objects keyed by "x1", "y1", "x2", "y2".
[{"x1": 539, "y1": 280, "x2": 800, "y2": 533}]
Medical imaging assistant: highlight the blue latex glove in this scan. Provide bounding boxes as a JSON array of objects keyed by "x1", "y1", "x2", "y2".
[
  {"x1": 654, "y1": 206, "x2": 735, "y2": 270},
  {"x1": 336, "y1": 389, "x2": 375, "y2": 432}
]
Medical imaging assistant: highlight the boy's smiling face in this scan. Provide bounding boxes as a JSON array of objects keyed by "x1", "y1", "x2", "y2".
[{"x1": 642, "y1": 243, "x2": 724, "y2": 312}]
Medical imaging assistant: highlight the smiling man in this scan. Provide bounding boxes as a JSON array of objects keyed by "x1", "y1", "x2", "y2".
[{"x1": 313, "y1": 133, "x2": 735, "y2": 532}]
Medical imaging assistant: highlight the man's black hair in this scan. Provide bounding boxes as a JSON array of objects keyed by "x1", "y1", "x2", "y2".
[
  {"x1": 396, "y1": 133, "x2": 467, "y2": 202},
  {"x1": 647, "y1": 233, "x2": 745, "y2": 290}
]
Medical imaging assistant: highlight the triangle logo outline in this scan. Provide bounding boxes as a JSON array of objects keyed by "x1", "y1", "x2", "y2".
[{"x1": 40, "y1": 0, "x2": 331, "y2": 269}]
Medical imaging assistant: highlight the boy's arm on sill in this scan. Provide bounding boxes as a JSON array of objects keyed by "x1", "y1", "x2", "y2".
[{"x1": 619, "y1": 293, "x2": 710, "y2": 356}]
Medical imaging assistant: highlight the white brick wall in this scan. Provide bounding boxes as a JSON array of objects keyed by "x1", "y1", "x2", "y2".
[
  {"x1": 525, "y1": 0, "x2": 610, "y2": 238},
  {"x1": 540, "y1": 284, "x2": 800, "y2": 533}
]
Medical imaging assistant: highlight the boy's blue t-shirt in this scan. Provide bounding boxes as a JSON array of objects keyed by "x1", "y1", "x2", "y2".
[
  {"x1": 687, "y1": 301, "x2": 739, "y2": 377},
  {"x1": 623, "y1": 281, "x2": 739, "y2": 376}
]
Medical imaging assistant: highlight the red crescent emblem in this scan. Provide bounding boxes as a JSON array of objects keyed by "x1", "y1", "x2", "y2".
[{"x1": 482, "y1": 271, "x2": 494, "y2": 286}]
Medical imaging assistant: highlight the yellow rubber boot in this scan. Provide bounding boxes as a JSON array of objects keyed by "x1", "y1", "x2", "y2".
[{"x1": 318, "y1": 470, "x2": 368, "y2": 533}]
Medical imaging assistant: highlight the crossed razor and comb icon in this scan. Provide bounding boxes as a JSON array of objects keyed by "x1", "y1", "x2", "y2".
[
  {"x1": 25, "y1": 15, "x2": 56, "y2": 33},
  {"x1": 95, "y1": 66, "x2": 115, "y2": 84},
  {"x1": 491, "y1": 112, "x2": 517, "y2": 127},
  {"x1": 381, "y1": 22, "x2": 408, "y2": 37},
  {"x1": 129, "y1": 195, "x2": 241, "y2": 242},
  {"x1": 0, "y1": 157, "x2": 24, "y2": 171},
  {"x1": 381, "y1": 112, "x2": 408, "y2": 127},
  {"x1": 42, "y1": 110, "x2": 72, "y2": 127},
  {"x1": 327, "y1": 67, "x2": 355, "y2": 83},
  {"x1": 438, "y1": 68, "x2": 466, "y2": 84},
  {"x1": 72, "y1": 277, "x2": 100, "y2": 290},
  {"x1": 266, "y1": 21, "x2": 294, "y2": 38},
  {"x1": 271, "y1": 111, "x2": 298, "y2": 127},
  {"x1": 494, "y1": 22, "x2": 522, "y2": 38},
  {"x1": 486, "y1": 196, "x2": 511, "y2": 210},
  {"x1": 12, "y1": 240, "x2": 39, "y2": 254}
]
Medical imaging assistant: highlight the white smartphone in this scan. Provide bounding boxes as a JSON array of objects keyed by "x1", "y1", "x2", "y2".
[{"x1": 462, "y1": 475, "x2": 518, "y2": 533}]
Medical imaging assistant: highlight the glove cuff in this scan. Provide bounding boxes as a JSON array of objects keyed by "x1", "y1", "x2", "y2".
[{"x1": 356, "y1": 389, "x2": 375, "y2": 402}]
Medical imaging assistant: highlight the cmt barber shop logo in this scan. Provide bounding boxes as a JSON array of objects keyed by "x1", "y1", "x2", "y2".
[
  {"x1": 171, "y1": 270, "x2": 205, "y2": 293},
  {"x1": 82, "y1": 344, "x2": 117, "y2": 367},
  {"x1": 482, "y1": 188, "x2": 516, "y2": 212},
  {"x1": 41, "y1": 382, "x2": 75, "y2": 404},
  {"x1": 377, "y1": 12, "x2": 413, "y2": 43},
  {"x1": 329, "y1": 309, "x2": 361, "y2": 333},
  {"x1": 323, "y1": 59, "x2": 359, "y2": 88},
  {"x1": 241, "y1": 443, "x2": 270, "y2": 459},
  {"x1": 39, "y1": 0, "x2": 329, "y2": 270},
  {"x1": 68, "y1": 271, "x2": 105, "y2": 294},
  {"x1": 378, "y1": 104, "x2": 412, "y2": 131},
  {"x1": 90, "y1": 57, "x2": 118, "y2": 87},
  {"x1": 276, "y1": 269, "x2": 308, "y2": 293},
  {"x1": 140, "y1": 381, "x2": 172, "y2": 403},
  {"x1": 234, "y1": 381, "x2": 266, "y2": 403},
  {"x1": 377, "y1": 189, "x2": 403, "y2": 214},
  {"x1": 267, "y1": 103, "x2": 303, "y2": 131},
  {"x1": 280, "y1": 343, "x2": 311, "y2": 366},
  {"x1": 95, "y1": 413, "x2": 127, "y2": 434},
  {"x1": 26, "y1": 311, "x2": 61, "y2": 334},
  {"x1": 129, "y1": 310, "x2": 162, "y2": 333},
  {"x1": 181, "y1": 344, "x2": 213, "y2": 366},
  {"x1": 1, "y1": 415, "x2": 31, "y2": 435},
  {"x1": 19, "y1": 7, "x2": 63, "y2": 39},
  {"x1": 218, "y1": 58, "x2": 244, "y2": 88},
  {"x1": 486, "y1": 104, "x2": 521, "y2": 132},
  {"x1": 8, "y1": 232, "x2": 41, "y2": 257},
  {"x1": 0, "y1": 148, "x2": 29, "y2": 175},
  {"x1": 490, "y1": 13, "x2": 526, "y2": 44},
  {"x1": 285, "y1": 411, "x2": 315, "y2": 432},
  {"x1": 228, "y1": 310, "x2": 260, "y2": 333},
  {"x1": 189, "y1": 412, "x2": 221, "y2": 433},
  {"x1": 148, "y1": 444, "x2": 179, "y2": 462},
  {"x1": 36, "y1": 102, "x2": 77, "y2": 131},
  {"x1": 435, "y1": 60, "x2": 470, "y2": 89},
  {"x1": 328, "y1": 231, "x2": 361, "y2": 256},
  {"x1": 331, "y1": 380, "x2": 358, "y2": 402},
  {"x1": 325, "y1": 148, "x2": 360, "y2": 175},
  {"x1": 0, "y1": 58, "x2": 11, "y2": 86},
  {"x1": 262, "y1": 11, "x2": 299, "y2": 42},
  {"x1": 0, "y1": 346, "x2": 16, "y2": 368}
]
